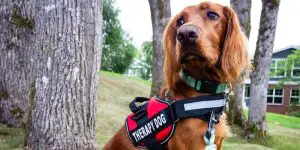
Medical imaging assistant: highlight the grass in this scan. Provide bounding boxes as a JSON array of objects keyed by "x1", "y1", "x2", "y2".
[
  {"x1": 223, "y1": 124, "x2": 300, "y2": 150},
  {"x1": 244, "y1": 110, "x2": 300, "y2": 129},
  {"x1": 96, "y1": 71, "x2": 151, "y2": 147},
  {"x1": 1, "y1": 71, "x2": 300, "y2": 149},
  {"x1": 266, "y1": 112, "x2": 300, "y2": 129},
  {"x1": 100, "y1": 71, "x2": 151, "y2": 86},
  {"x1": 0, "y1": 124, "x2": 24, "y2": 150}
]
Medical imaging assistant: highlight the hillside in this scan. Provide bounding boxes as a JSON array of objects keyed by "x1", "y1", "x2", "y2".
[{"x1": 96, "y1": 71, "x2": 151, "y2": 147}]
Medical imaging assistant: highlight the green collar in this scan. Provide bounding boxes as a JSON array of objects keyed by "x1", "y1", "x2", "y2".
[{"x1": 179, "y1": 69, "x2": 228, "y2": 94}]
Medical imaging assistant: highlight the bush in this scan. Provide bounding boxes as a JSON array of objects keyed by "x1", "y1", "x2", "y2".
[
  {"x1": 288, "y1": 111, "x2": 300, "y2": 118},
  {"x1": 101, "y1": 0, "x2": 136, "y2": 74}
]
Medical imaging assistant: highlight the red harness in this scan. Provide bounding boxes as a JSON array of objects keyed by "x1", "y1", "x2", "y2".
[
  {"x1": 125, "y1": 97, "x2": 175, "y2": 149},
  {"x1": 125, "y1": 95, "x2": 226, "y2": 149}
]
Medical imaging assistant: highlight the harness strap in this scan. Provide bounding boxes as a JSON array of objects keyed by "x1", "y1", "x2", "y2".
[
  {"x1": 129, "y1": 97, "x2": 150, "y2": 113},
  {"x1": 144, "y1": 138, "x2": 166, "y2": 150},
  {"x1": 171, "y1": 95, "x2": 225, "y2": 121}
]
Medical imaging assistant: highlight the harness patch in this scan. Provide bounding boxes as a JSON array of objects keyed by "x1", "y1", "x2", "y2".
[
  {"x1": 132, "y1": 113, "x2": 167, "y2": 142},
  {"x1": 125, "y1": 97, "x2": 175, "y2": 148}
]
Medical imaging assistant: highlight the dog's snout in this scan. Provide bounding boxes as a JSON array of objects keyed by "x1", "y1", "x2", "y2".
[{"x1": 177, "y1": 25, "x2": 199, "y2": 45}]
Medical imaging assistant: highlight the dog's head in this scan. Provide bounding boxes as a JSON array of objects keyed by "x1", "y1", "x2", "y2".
[{"x1": 163, "y1": 2, "x2": 249, "y2": 89}]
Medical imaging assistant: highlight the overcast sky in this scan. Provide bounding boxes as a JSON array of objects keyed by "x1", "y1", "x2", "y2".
[{"x1": 115, "y1": 0, "x2": 300, "y2": 58}]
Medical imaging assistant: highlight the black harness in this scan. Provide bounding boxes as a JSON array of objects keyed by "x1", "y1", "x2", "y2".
[{"x1": 125, "y1": 69, "x2": 230, "y2": 150}]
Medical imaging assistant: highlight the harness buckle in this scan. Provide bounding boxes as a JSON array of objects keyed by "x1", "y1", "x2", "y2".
[
  {"x1": 207, "y1": 111, "x2": 217, "y2": 136},
  {"x1": 204, "y1": 111, "x2": 217, "y2": 147}
]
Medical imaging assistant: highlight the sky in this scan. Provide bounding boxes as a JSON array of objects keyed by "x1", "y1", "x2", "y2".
[{"x1": 115, "y1": 0, "x2": 300, "y2": 58}]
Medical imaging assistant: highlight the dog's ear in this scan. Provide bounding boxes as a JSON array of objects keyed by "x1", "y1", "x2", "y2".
[
  {"x1": 221, "y1": 6, "x2": 250, "y2": 85},
  {"x1": 163, "y1": 17, "x2": 180, "y2": 89}
]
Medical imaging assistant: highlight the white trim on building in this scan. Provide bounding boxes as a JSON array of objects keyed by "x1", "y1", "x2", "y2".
[{"x1": 244, "y1": 79, "x2": 298, "y2": 85}]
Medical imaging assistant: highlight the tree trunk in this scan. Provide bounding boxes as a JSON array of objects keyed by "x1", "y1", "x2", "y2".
[
  {"x1": 25, "y1": 0, "x2": 102, "y2": 149},
  {"x1": 228, "y1": 0, "x2": 251, "y2": 129},
  {"x1": 230, "y1": 0, "x2": 251, "y2": 38},
  {"x1": 148, "y1": 0, "x2": 171, "y2": 97},
  {"x1": 248, "y1": 0, "x2": 280, "y2": 138},
  {"x1": 0, "y1": 0, "x2": 35, "y2": 127}
]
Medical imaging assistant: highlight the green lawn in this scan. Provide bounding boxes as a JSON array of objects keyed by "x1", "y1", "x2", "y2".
[
  {"x1": 266, "y1": 112, "x2": 300, "y2": 129},
  {"x1": 223, "y1": 124, "x2": 300, "y2": 150},
  {"x1": 0, "y1": 124, "x2": 24, "y2": 150},
  {"x1": 245, "y1": 110, "x2": 300, "y2": 129},
  {"x1": 1, "y1": 71, "x2": 300, "y2": 150},
  {"x1": 97, "y1": 71, "x2": 151, "y2": 147}
]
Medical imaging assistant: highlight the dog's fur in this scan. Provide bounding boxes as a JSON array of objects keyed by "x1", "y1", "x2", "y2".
[{"x1": 103, "y1": 2, "x2": 249, "y2": 150}]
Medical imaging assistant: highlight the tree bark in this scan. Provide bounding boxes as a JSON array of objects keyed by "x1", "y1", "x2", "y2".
[
  {"x1": 230, "y1": 0, "x2": 251, "y2": 38},
  {"x1": 0, "y1": 0, "x2": 35, "y2": 127},
  {"x1": 148, "y1": 0, "x2": 171, "y2": 97},
  {"x1": 228, "y1": 0, "x2": 251, "y2": 129},
  {"x1": 248, "y1": 0, "x2": 280, "y2": 137},
  {"x1": 25, "y1": 0, "x2": 102, "y2": 149}
]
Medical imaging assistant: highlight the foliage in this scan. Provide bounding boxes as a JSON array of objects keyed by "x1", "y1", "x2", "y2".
[
  {"x1": 288, "y1": 111, "x2": 300, "y2": 118},
  {"x1": 269, "y1": 50, "x2": 300, "y2": 105},
  {"x1": 270, "y1": 50, "x2": 300, "y2": 81},
  {"x1": 286, "y1": 50, "x2": 300, "y2": 80},
  {"x1": 101, "y1": 0, "x2": 136, "y2": 74},
  {"x1": 139, "y1": 41, "x2": 153, "y2": 80}
]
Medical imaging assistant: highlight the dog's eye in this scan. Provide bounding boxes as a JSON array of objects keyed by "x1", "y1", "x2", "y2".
[
  {"x1": 177, "y1": 17, "x2": 185, "y2": 26},
  {"x1": 207, "y1": 11, "x2": 219, "y2": 20}
]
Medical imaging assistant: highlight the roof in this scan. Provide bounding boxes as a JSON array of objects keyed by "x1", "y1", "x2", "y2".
[
  {"x1": 251, "y1": 45, "x2": 300, "y2": 60},
  {"x1": 271, "y1": 45, "x2": 300, "y2": 59},
  {"x1": 273, "y1": 45, "x2": 300, "y2": 53}
]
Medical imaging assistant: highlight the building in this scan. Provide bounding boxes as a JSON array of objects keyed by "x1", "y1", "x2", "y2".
[
  {"x1": 126, "y1": 58, "x2": 151, "y2": 80},
  {"x1": 126, "y1": 58, "x2": 145, "y2": 77},
  {"x1": 244, "y1": 46, "x2": 300, "y2": 114}
]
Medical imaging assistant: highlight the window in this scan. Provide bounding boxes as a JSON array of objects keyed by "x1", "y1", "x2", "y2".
[
  {"x1": 290, "y1": 89, "x2": 300, "y2": 105},
  {"x1": 292, "y1": 60, "x2": 300, "y2": 77},
  {"x1": 267, "y1": 88, "x2": 284, "y2": 104},
  {"x1": 270, "y1": 59, "x2": 286, "y2": 77},
  {"x1": 267, "y1": 89, "x2": 273, "y2": 103},
  {"x1": 245, "y1": 85, "x2": 250, "y2": 98},
  {"x1": 244, "y1": 85, "x2": 250, "y2": 106}
]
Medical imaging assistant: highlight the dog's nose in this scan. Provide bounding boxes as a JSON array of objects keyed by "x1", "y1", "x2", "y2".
[{"x1": 177, "y1": 25, "x2": 198, "y2": 45}]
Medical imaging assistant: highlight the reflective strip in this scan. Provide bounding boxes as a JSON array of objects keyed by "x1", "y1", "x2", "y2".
[{"x1": 184, "y1": 99, "x2": 225, "y2": 111}]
